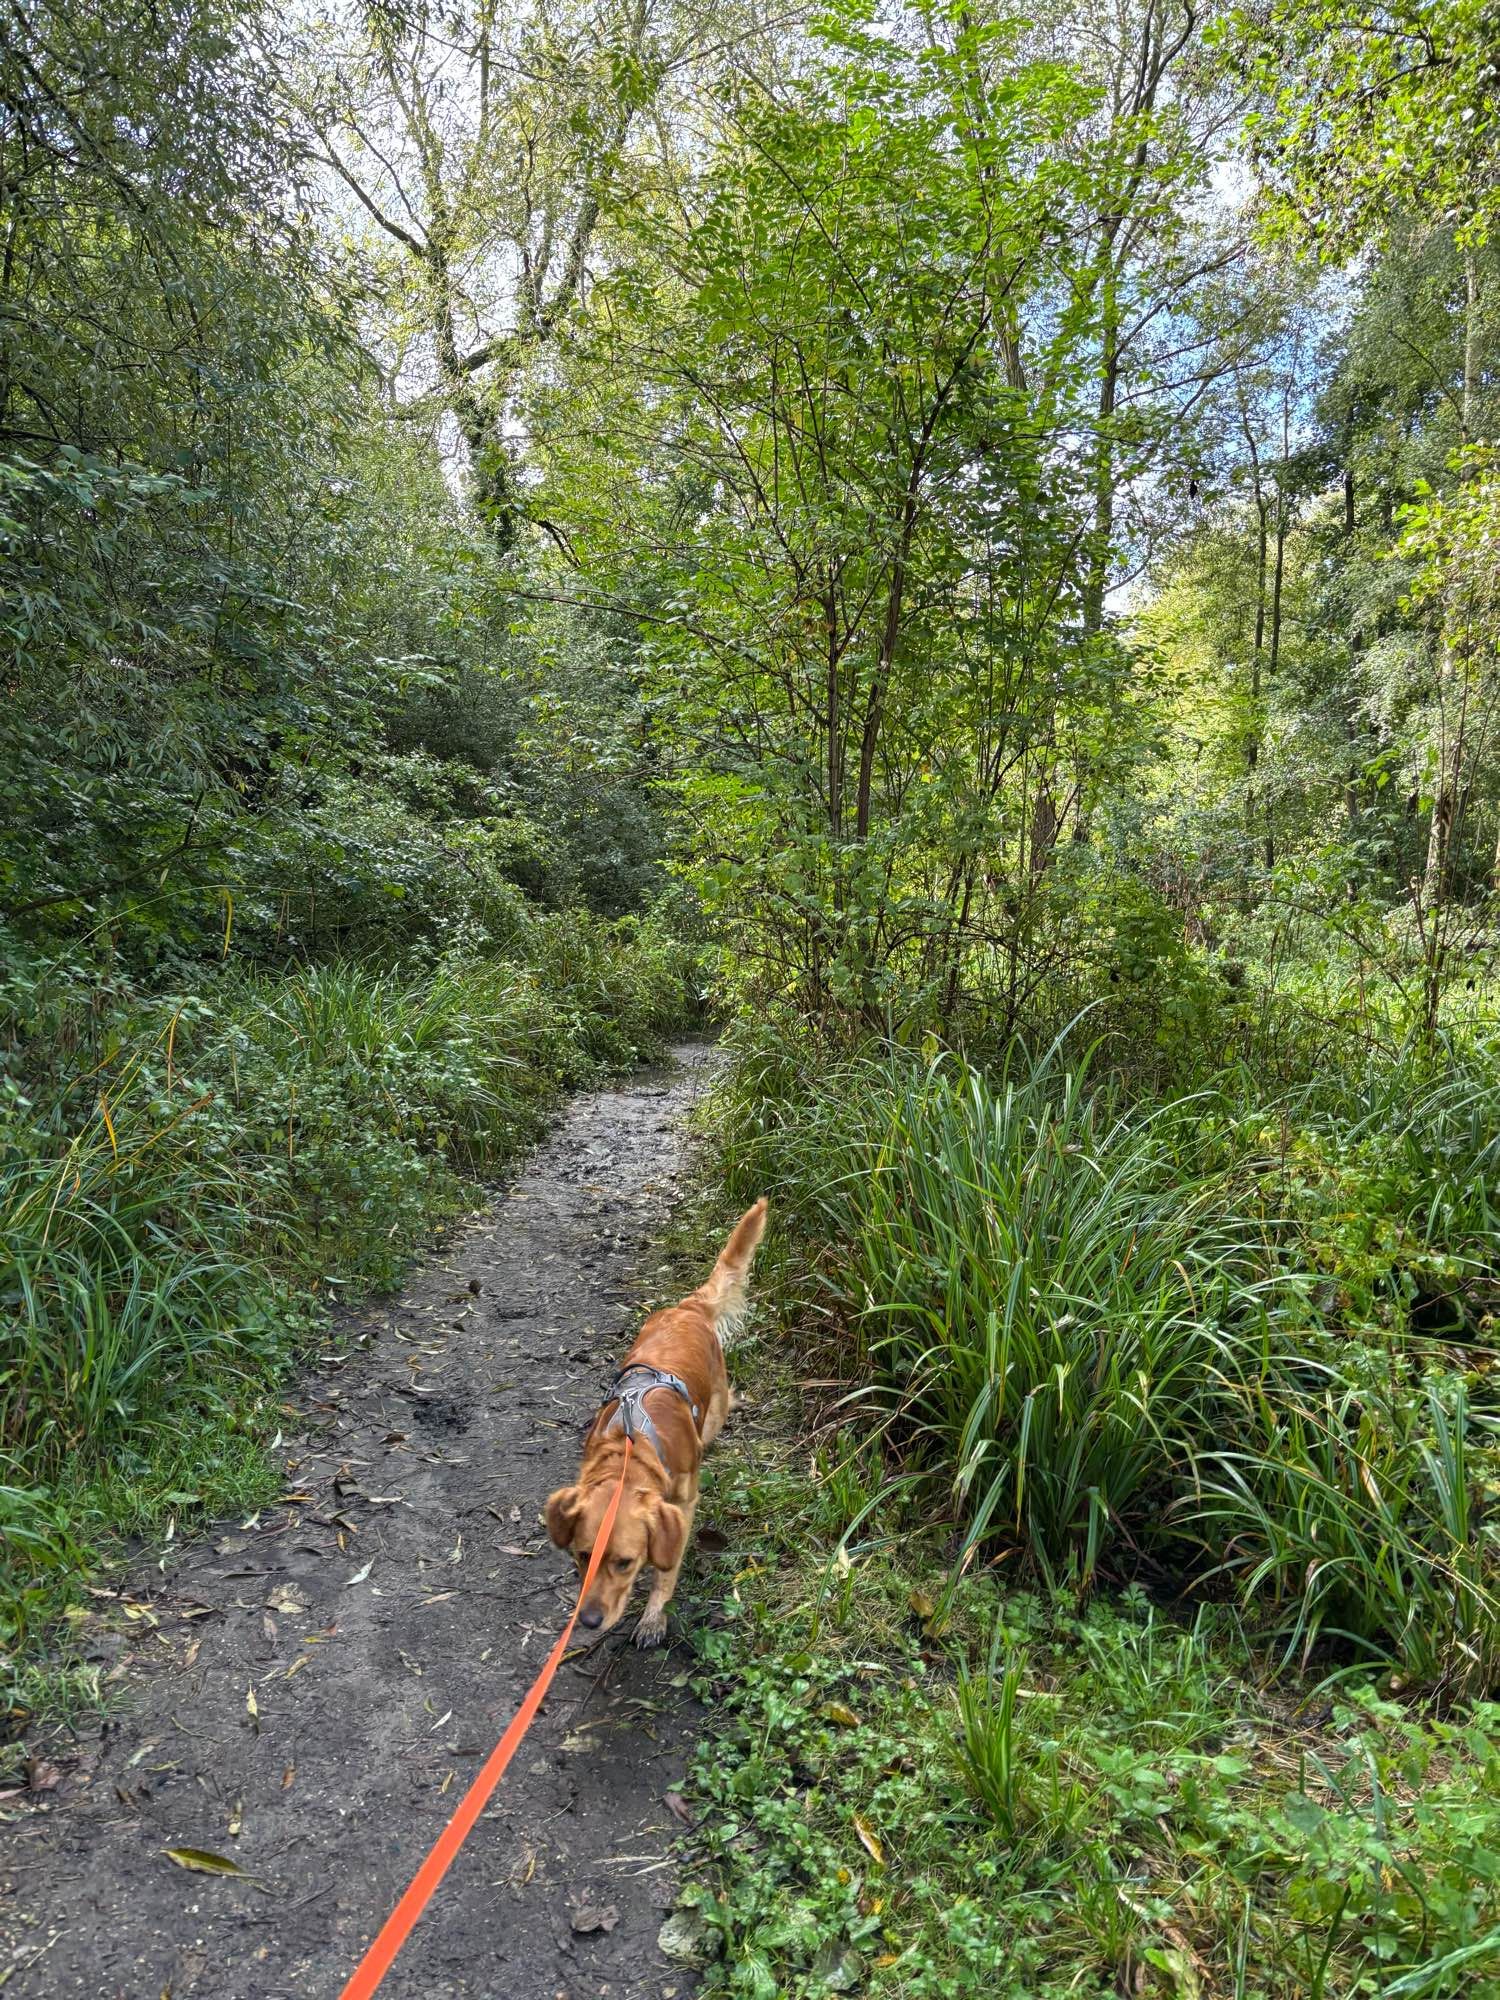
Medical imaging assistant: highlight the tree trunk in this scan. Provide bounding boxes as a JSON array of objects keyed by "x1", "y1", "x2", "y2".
[
  {"x1": 1422, "y1": 244, "x2": 1480, "y2": 912},
  {"x1": 1264, "y1": 488, "x2": 1287, "y2": 875}
]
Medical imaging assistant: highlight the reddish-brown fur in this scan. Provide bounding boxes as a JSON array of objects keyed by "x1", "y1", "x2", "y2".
[{"x1": 544, "y1": 1199, "x2": 767, "y2": 1646}]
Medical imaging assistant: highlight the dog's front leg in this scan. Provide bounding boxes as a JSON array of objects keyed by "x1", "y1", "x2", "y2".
[{"x1": 634, "y1": 1492, "x2": 696, "y2": 1648}]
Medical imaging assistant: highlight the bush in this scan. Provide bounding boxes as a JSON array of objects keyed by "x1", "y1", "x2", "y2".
[
  {"x1": 0, "y1": 910, "x2": 697, "y2": 1656},
  {"x1": 710, "y1": 1021, "x2": 1500, "y2": 1690}
]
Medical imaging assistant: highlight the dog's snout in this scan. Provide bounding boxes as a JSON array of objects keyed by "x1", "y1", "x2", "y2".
[{"x1": 578, "y1": 1603, "x2": 603, "y2": 1630}]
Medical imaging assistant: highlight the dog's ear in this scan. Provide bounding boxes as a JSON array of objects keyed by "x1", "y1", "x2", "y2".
[
  {"x1": 544, "y1": 1485, "x2": 582, "y2": 1547},
  {"x1": 647, "y1": 1499, "x2": 687, "y2": 1573}
]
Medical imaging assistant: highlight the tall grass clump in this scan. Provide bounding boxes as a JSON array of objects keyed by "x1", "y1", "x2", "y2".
[
  {"x1": 715, "y1": 1018, "x2": 1500, "y2": 1689},
  {"x1": 1, "y1": 910, "x2": 697, "y2": 1659},
  {"x1": 725, "y1": 1037, "x2": 1291, "y2": 1581}
]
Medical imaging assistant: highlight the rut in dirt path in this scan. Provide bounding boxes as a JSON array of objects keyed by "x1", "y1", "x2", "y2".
[{"x1": 3, "y1": 1043, "x2": 721, "y2": 2000}]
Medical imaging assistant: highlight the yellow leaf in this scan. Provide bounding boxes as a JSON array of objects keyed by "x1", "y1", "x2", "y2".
[
  {"x1": 852, "y1": 1814, "x2": 884, "y2": 1867},
  {"x1": 163, "y1": 1847, "x2": 250, "y2": 1878},
  {"x1": 822, "y1": 1701, "x2": 861, "y2": 1727}
]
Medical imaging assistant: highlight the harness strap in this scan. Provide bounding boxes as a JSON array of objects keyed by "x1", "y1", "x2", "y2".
[{"x1": 602, "y1": 1362, "x2": 699, "y2": 1472}]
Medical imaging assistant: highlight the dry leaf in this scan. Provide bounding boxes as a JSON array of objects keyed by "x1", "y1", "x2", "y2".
[
  {"x1": 569, "y1": 1903, "x2": 619, "y2": 1935},
  {"x1": 852, "y1": 1814, "x2": 885, "y2": 1867},
  {"x1": 227, "y1": 1799, "x2": 243, "y2": 1838},
  {"x1": 821, "y1": 1702, "x2": 861, "y2": 1727},
  {"x1": 245, "y1": 1685, "x2": 259, "y2": 1731},
  {"x1": 26, "y1": 1758, "x2": 62, "y2": 1793},
  {"x1": 663, "y1": 1790, "x2": 693, "y2": 1826},
  {"x1": 281, "y1": 1766, "x2": 296, "y2": 1790},
  {"x1": 345, "y1": 1560, "x2": 373, "y2": 1587}
]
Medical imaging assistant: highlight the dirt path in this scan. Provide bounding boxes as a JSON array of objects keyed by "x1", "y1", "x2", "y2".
[{"x1": 3, "y1": 1044, "x2": 720, "y2": 1999}]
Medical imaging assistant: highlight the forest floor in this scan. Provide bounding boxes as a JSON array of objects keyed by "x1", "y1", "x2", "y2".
[{"x1": 0, "y1": 1042, "x2": 719, "y2": 2000}]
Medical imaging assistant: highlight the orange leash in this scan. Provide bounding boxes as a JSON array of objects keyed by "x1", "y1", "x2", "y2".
[{"x1": 340, "y1": 1438, "x2": 634, "y2": 2000}]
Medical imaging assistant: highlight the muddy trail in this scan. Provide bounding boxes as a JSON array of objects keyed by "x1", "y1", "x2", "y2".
[{"x1": 3, "y1": 1043, "x2": 722, "y2": 1999}]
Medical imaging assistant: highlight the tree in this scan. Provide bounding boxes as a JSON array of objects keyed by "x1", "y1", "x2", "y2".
[{"x1": 275, "y1": 0, "x2": 674, "y2": 550}]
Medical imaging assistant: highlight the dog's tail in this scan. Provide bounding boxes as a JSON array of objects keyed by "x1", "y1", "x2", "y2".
[{"x1": 693, "y1": 1198, "x2": 767, "y2": 1337}]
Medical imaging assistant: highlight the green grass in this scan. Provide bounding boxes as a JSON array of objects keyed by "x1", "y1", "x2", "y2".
[
  {"x1": 708, "y1": 1020, "x2": 1500, "y2": 1691},
  {"x1": 674, "y1": 1350, "x2": 1500, "y2": 2000},
  {"x1": 0, "y1": 907, "x2": 698, "y2": 1690},
  {"x1": 663, "y1": 1015, "x2": 1500, "y2": 1997}
]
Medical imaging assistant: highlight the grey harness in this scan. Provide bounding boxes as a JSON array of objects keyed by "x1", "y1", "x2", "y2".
[{"x1": 602, "y1": 1362, "x2": 700, "y2": 1471}]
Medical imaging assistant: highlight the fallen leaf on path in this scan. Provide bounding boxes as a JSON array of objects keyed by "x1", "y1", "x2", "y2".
[
  {"x1": 163, "y1": 1847, "x2": 252, "y2": 1878},
  {"x1": 227, "y1": 1798, "x2": 242, "y2": 1838},
  {"x1": 657, "y1": 1909, "x2": 717, "y2": 1966},
  {"x1": 281, "y1": 1766, "x2": 295, "y2": 1790},
  {"x1": 663, "y1": 1790, "x2": 693, "y2": 1826},
  {"x1": 26, "y1": 1759, "x2": 61, "y2": 1793},
  {"x1": 265, "y1": 1587, "x2": 306, "y2": 1616},
  {"x1": 345, "y1": 1560, "x2": 373, "y2": 1587},
  {"x1": 569, "y1": 1903, "x2": 619, "y2": 1935},
  {"x1": 429, "y1": 1710, "x2": 453, "y2": 1733},
  {"x1": 245, "y1": 1685, "x2": 259, "y2": 1731}
]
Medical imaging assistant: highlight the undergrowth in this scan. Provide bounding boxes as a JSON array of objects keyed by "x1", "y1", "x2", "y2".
[
  {"x1": 666, "y1": 1018, "x2": 1500, "y2": 1998},
  {"x1": 0, "y1": 907, "x2": 697, "y2": 1699},
  {"x1": 708, "y1": 1017, "x2": 1500, "y2": 1692},
  {"x1": 676, "y1": 1348, "x2": 1500, "y2": 2000}
]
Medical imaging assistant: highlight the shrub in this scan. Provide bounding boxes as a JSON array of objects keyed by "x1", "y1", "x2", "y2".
[
  {"x1": 711, "y1": 1022, "x2": 1500, "y2": 1688},
  {"x1": 0, "y1": 910, "x2": 697, "y2": 1655}
]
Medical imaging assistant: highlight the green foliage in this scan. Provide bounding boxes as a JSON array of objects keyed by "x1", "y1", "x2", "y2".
[
  {"x1": 679, "y1": 1421, "x2": 1500, "y2": 1998},
  {"x1": 0, "y1": 914, "x2": 695, "y2": 1660},
  {"x1": 708, "y1": 1026, "x2": 1500, "y2": 1690}
]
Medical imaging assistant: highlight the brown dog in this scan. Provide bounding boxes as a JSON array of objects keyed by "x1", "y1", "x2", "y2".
[{"x1": 544, "y1": 1199, "x2": 767, "y2": 1647}]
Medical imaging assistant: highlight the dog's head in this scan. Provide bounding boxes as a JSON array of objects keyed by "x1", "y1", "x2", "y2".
[{"x1": 544, "y1": 1476, "x2": 686, "y2": 1632}]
